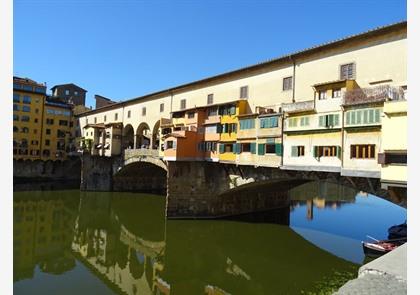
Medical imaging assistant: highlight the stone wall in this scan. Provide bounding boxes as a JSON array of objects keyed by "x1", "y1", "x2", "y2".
[
  {"x1": 13, "y1": 157, "x2": 81, "y2": 180},
  {"x1": 80, "y1": 154, "x2": 115, "y2": 191}
]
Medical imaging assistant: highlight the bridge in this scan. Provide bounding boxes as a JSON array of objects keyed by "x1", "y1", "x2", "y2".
[{"x1": 80, "y1": 148, "x2": 405, "y2": 219}]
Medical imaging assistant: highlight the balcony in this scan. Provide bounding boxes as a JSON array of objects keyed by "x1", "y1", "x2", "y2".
[
  {"x1": 343, "y1": 85, "x2": 405, "y2": 106},
  {"x1": 282, "y1": 100, "x2": 314, "y2": 114}
]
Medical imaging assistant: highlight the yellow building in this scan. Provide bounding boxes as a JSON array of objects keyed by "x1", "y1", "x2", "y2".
[
  {"x1": 41, "y1": 98, "x2": 75, "y2": 160},
  {"x1": 13, "y1": 77, "x2": 47, "y2": 159},
  {"x1": 218, "y1": 100, "x2": 247, "y2": 163},
  {"x1": 379, "y1": 98, "x2": 407, "y2": 188}
]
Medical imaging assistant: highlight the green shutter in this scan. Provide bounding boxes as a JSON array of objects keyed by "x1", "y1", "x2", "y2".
[
  {"x1": 334, "y1": 114, "x2": 339, "y2": 126},
  {"x1": 258, "y1": 144, "x2": 265, "y2": 155},
  {"x1": 216, "y1": 123, "x2": 222, "y2": 133},
  {"x1": 363, "y1": 110, "x2": 369, "y2": 123},
  {"x1": 219, "y1": 144, "x2": 225, "y2": 153},
  {"x1": 313, "y1": 146, "x2": 318, "y2": 158},
  {"x1": 369, "y1": 109, "x2": 374, "y2": 123},
  {"x1": 351, "y1": 111, "x2": 356, "y2": 125},
  {"x1": 250, "y1": 142, "x2": 256, "y2": 154},
  {"x1": 275, "y1": 143, "x2": 283, "y2": 156},
  {"x1": 327, "y1": 114, "x2": 333, "y2": 127},
  {"x1": 374, "y1": 109, "x2": 380, "y2": 123},
  {"x1": 319, "y1": 115, "x2": 326, "y2": 127},
  {"x1": 233, "y1": 123, "x2": 237, "y2": 133},
  {"x1": 230, "y1": 106, "x2": 236, "y2": 115},
  {"x1": 291, "y1": 146, "x2": 297, "y2": 157},
  {"x1": 356, "y1": 111, "x2": 362, "y2": 124},
  {"x1": 346, "y1": 112, "x2": 350, "y2": 124},
  {"x1": 336, "y1": 146, "x2": 341, "y2": 159}
]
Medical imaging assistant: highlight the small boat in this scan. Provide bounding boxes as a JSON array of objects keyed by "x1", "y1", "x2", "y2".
[
  {"x1": 388, "y1": 222, "x2": 407, "y2": 239},
  {"x1": 362, "y1": 236, "x2": 407, "y2": 257}
]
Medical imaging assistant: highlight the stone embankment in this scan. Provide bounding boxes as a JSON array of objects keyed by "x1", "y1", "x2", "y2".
[
  {"x1": 334, "y1": 243, "x2": 407, "y2": 294},
  {"x1": 13, "y1": 157, "x2": 81, "y2": 190}
]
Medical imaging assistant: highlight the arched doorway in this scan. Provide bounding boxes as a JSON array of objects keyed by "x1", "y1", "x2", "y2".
[
  {"x1": 123, "y1": 124, "x2": 134, "y2": 149},
  {"x1": 151, "y1": 120, "x2": 160, "y2": 150},
  {"x1": 136, "y1": 123, "x2": 150, "y2": 149}
]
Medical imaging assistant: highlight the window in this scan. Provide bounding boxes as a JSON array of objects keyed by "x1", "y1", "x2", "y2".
[
  {"x1": 350, "y1": 144, "x2": 375, "y2": 159},
  {"x1": 242, "y1": 143, "x2": 251, "y2": 152},
  {"x1": 22, "y1": 96, "x2": 31, "y2": 104},
  {"x1": 31, "y1": 140, "x2": 39, "y2": 145},
  {"x1": 104, "y1": 115, "x2": 107, "y2": 122},
  {"x1": 240, "y1": 86, "x2": 248, "y2": 99},
  {"x1": 46, "y1": 129, "x2": 51, "y2": 135},
  {"x1": 266, "y1": 143, "x2": 276, "y2": 154},
  {"x1": 319, "y1": 114, "x2": 340, "y2": 127},
  {"x1": 127, "y1": 110, "x2": 131, "y2": 118},
  {"x1": 205, "y1": 125, "x2": 217, "y2": 134},
  {"x1": 34, "y1": 118, "x2": 38, "y2": 123},
  {"x1": 142, "y1": 107, "x2": 146, "y2": 116},
  {"x1": 45, "y1": 139, "x2": 50, "y2": 146},
  {"x1": 288, "y1": 118, "x2": 298, "y2": 127},
  {"x1": 59, "y1": 120, "x2": 68, "y2": 126},
  {"x1": 318, "y1": 90, "x2": 327, "y2": 100},
  {"x1": 13, "y1": 126, "x2": 18, "y2": 132},
  {"x1": 74, "y1": 91, "x2": 79, "y2": 95},
  {"x1": 222, "y1": 123, "x2": 237, "y2": 133},
  {"x1": 207, "y1": 94, "x2": 214, "y2": 105},
  {"x1": 340, "y1": 63, "x2": 355, "y2": 79},
  {"x1": 300, "y1": 117, "x2": 310, "y2": 126},
  {"x1": 46, "y1": 118, "x2": 54, "y2": 125},
  {"x1": 180, "y1": 99, "x2": 186, "y2": 110},
  {"x1": 283, "y1": 76, "x2": 293, "y2": 91},
  {"x1": 378, "y1": 152, "x2": 407, "y2": 165},
  {"x1": 332, "y1": 88, "x2": 341, "y2": 98},
  {"x1": 260, "y1": 116, "x2": 278, "y2": 128},
  {"x1": 13, "y1": 114, "x2": 19, "y2": 121},
  {"x1": 22, "y1": 106, "x2": 30, "y2": 112},
  {"x1": 13, "y1": 94, "x2": 20, "y2": 102},
  {"x1": 13, "y1": 104, "x2": 19, "y2": 111},
  {"x1": 94, "y1": 117, "x2": 97, "y2": 124},
  {"x1": 115, "y1": 113, "x2": 118, "y2": 120},
  {"x1": 291, "y1": 146, "x2": 305, "y2": 157},
  {"x1": 187, "y1": 112, "x2": 195, "y2": 119},
  {"x1": 65, "y1": 89, "x2": 70, "y2": 95},
  {"x1": 160, "y1": 103, "x2": 164, "y2": 113},
  {"x1": 23, "y1": 85, "x2": 32, "y2": 91},
  {"x1": 218, "y1": 104, "x2": 236, "y2": 116},
  {"x1": 21, "y1": 115, "x2": 30, "y2": 122},
  {"x1": 313, "y1": 146, "x2": 341, "y2": 158},
  {"x1": 224, "y1": 144, "x2": 233, "y2": 153},
  {"x1": 35, "y1": 108, "x2": 39, "y2": 114},
  {"x1": 21, "y1": 127, "x2": 29, "y2": 133},
  {"x1": 207, "y1": 107, "x2": 218, "y2": 117},
  {"x1": 33, "y1": 129, "x2": 37, "y2": 134},
  {"x1": 43, "y1": 150, "x2": 50, "y2": 157},
  {"x1": 346, "y1": 109, "x2": 380, "y2": 125},
  {"x1": 239, "y1": 118, "x2": 255, "y2": 130},
  {"x1": 166, "y1": 140, "x2": 176, "y2": 149}
]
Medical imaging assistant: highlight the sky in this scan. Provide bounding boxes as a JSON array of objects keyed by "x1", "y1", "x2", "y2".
[{"x1": 13, "y1": 0, "x2": 407, "y2": 108}]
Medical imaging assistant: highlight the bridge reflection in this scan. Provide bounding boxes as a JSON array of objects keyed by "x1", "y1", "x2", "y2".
[{"x1": 14, "y1": 183, "x2": 359, "y2": 294}]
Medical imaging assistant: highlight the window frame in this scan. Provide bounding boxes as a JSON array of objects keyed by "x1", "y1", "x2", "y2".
[{"x1": 283, "y1": 76, "x2": 293, "y2": 91}]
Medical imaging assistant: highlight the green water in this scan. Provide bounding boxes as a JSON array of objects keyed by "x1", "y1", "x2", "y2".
[{"x1": 14, "y1": 184, "x2": 405, "y2": 295}]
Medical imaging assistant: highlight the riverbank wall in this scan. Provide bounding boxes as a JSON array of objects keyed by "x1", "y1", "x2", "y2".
[{"x1": 13, "y1": 157, "x2": 81, "y2": 191}]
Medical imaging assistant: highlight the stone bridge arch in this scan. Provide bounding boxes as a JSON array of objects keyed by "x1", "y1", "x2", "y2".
[{"x1": 123, "y1": 124, "x2": 135, "y2": 149}]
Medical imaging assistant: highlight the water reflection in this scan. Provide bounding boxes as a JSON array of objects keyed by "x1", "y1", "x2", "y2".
[{"x1": 14, "y1": 181, "x2": 406, "y2": 295}]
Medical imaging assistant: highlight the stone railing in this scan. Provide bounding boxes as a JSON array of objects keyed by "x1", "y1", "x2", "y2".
[
  {"x1": 282, "y1": 100, "x2": 315, "y2": 113},
  {"x1": 124, "y1": 148, "x2": 159, "y2": 160},
  {"x1": 343, "y1": 85, "x2": 405, "y2": 106}
]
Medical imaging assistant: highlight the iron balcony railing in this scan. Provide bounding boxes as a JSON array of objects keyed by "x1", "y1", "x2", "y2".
[{"x1": 343, "y1": 85, "x2": 405, "y2": 106}]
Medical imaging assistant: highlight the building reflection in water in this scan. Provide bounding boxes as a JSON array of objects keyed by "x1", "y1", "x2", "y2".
[
  {"x1": 14, "y1": 183, "x2": 359, "y2": 295},
  {"x1": 289, "y1": 181, "x2": 359, "y2": 221}
]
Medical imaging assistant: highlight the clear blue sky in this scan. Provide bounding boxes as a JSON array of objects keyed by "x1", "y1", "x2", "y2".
[{"x1": 14, "y1": 0, "x2": 406, "y2": 108}]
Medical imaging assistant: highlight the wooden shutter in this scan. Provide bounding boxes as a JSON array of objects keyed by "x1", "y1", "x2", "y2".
[
  {"x1": 216, "y1": 123, "x2": 222, "y2": 133},
  {"x1": 219, "y1": 144, "x2": 225, "y2": 153},
  {"x1": 313, "y1": 146, "x2": 318, "y2": 158},
  {"x1": 319, "y1": 116, "x2": 326, "y2": 127},
  {"x1": 334, "y1": 114, "x2": 339, "y2": 126},
  {"x1": 275, "y1": 143, "x2": 283, "y2": 156},
  {"x1": 232, "y1": 123, "x2": 237, "y2": 133},
  {"x1": 250, "y1": 142, "x2": 256, "y2": 154},
  {"x1": 258, "y1": 144, "x2": 265, "y2": 155},
  {"x1": 374, "y1": 109, "x2": 380, "y2": 123},
  {"x1": 346, "y1": 112, "x2": 350, "y2": 125},
  {"x1": 356, "y1": 111, "x2": 362, "y2": 124}
]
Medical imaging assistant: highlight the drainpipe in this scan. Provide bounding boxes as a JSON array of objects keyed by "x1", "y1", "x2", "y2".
[
  {"x1": 290, "y1": 56, "x2": 296, "y2": 103},
  {"x1": 340, "y1": 105, "x2": 344, "y2": 169},
  {"x1": 280, "y1": 111, "x2": 284, "y2": 168}
]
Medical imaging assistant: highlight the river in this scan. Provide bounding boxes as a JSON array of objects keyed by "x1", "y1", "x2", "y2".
[{"x1": 13, "y1": 181, "x2": 406, "y2": 295}]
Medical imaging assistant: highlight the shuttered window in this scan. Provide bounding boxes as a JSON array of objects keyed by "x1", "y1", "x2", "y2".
[
  {"x1": 300, "y1": 117, "x2": 310, "y2": 126},
  {"x1": 313, "y1": 146, "x2": 341, "y2": 158},
  {"x1": 239, "y1": 118, "x2": 255, "y2": 130},
  {"x1": 340, "y1": 63, "x2": 356, "y2": 79},
  {"x1": 346, "y1": 109, "x2": 381, "y2": 125},
  {"x1": 258, "y1": 144, "x2": 265, "y2": 155},
  {"x1": 260, "y1": 117, "x2": 278, "y2": 128},
  {"x1": 319, "y1": 114, "x2": 340, "y2": 127},
  {"x1": 291, "y1": 146, "x2": 305, "y2": 157},
  {"x1": 288, "y1": 118, "x2": 298, "y2": 127},
  {"x1": 240, "y1": 86, "x2": 248, "y2": 99},
  {"x1": 250, "y1": 142, "x2": 256, "y2": 154},
  {"x1": 350, "y1": 144, "x2": 375, "y2": 159},
  {"x1": 219, "y1": 143, "x2": 225, "y2": 153},
  {"x1": 207, "y1": 94, "x2": 214, "y2": 105},
  {"x1": 283, "y1": 76, "x2": 293, "y2": 91},
  {"x1": 180, "y1": 99, "x2": 186, "y2": 110}
]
